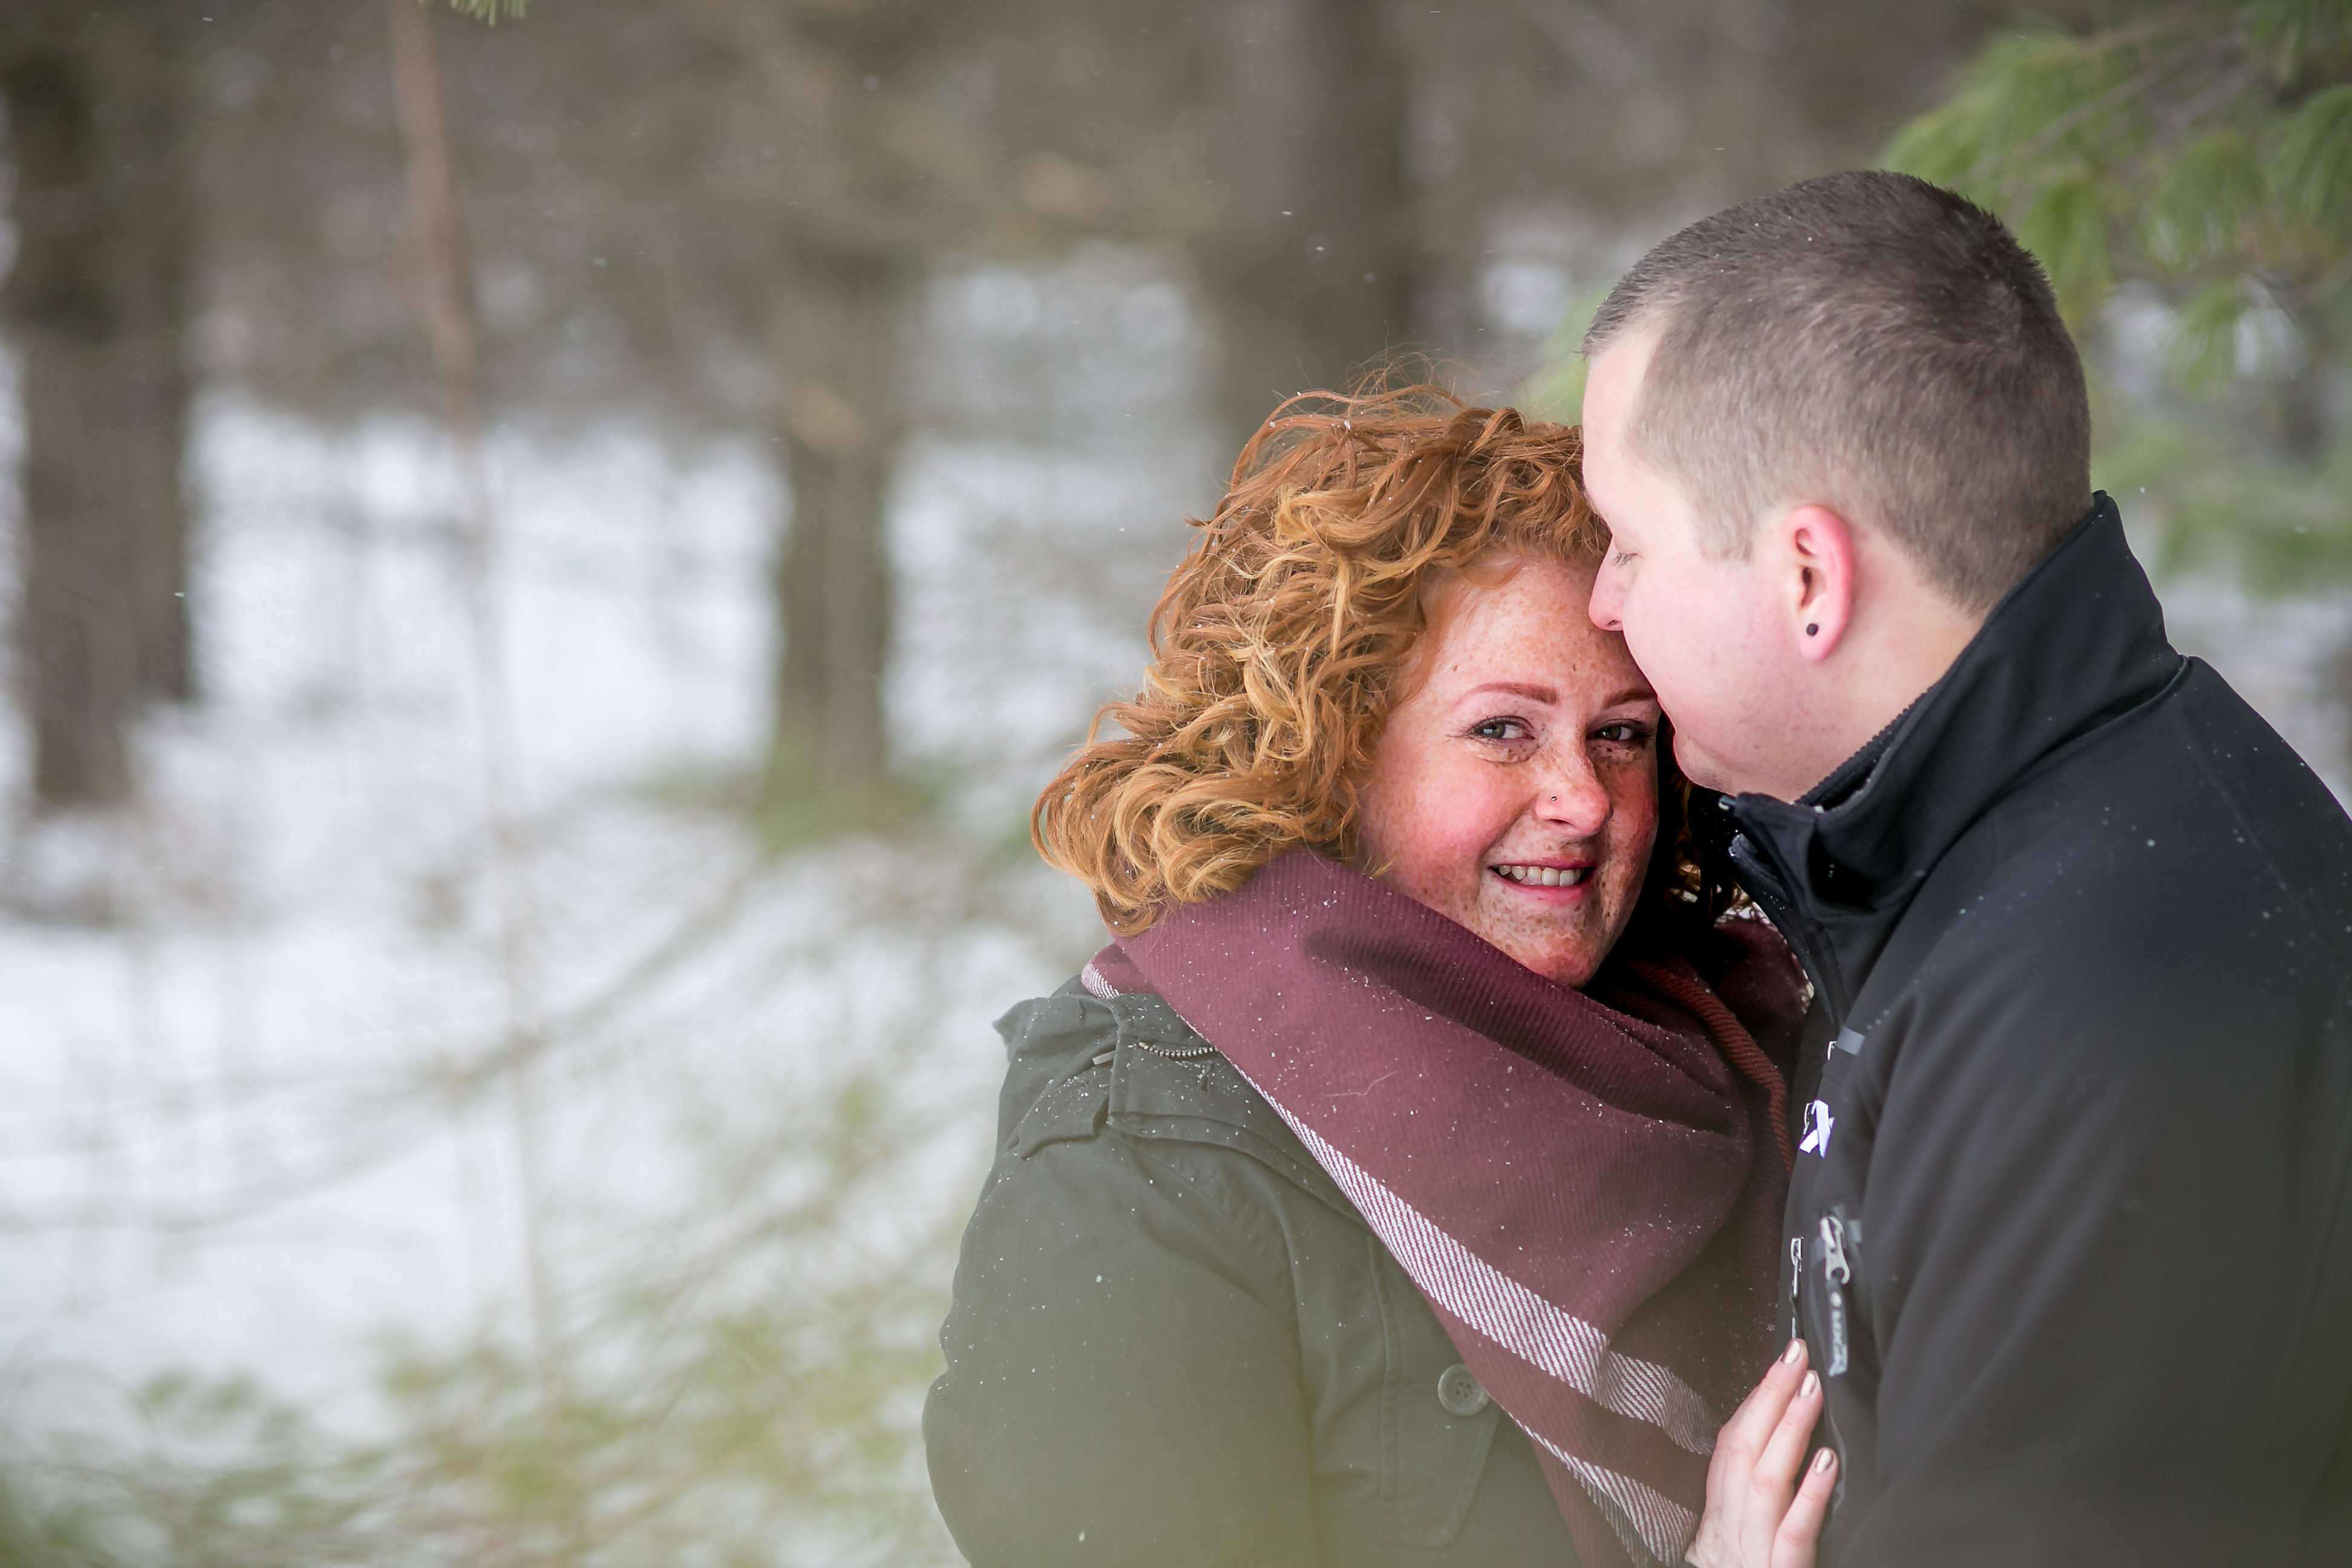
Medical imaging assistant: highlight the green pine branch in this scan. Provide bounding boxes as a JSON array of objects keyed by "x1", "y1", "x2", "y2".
[
  {"x1": 1886, "y1": 0, "x2": 2352, "y2": 374},
  {"x1": 1888, "y1": 2, "x2": 2352, "y2": 592}
]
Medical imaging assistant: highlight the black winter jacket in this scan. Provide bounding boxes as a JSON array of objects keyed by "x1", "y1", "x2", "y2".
[
  {"x1": 923, "y1": 980, "x2": 1581, "y2": 1566},
  {"x1": 1728, "y1": 497, "x2": 2352, "y2": 1565}
]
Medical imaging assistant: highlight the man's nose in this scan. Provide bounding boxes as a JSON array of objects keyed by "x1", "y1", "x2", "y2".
[
  {"x1": 1589, "y1": 559, "x2": 1624, "y2": 632},
  {"x1": 1535, "y1": 746, "x2": 1613, "y2": 836}
]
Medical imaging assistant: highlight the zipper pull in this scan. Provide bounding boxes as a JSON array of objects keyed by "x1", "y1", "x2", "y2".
[
  {"x1": 1818, "y1": 1214, "x2": 1852, "y2": 1378},
  {"x1": 1819, "y1": 1213, "x2": 1851, "y2": 1285},
  {"x1": 1788, "y1": 1235, "x2": 1804, "y2": 1343}
]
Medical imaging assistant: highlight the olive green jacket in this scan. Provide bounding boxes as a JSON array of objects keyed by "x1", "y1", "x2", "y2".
[{"x1": 924, "y1": 977, "x2": 1580, "y2": 1566}]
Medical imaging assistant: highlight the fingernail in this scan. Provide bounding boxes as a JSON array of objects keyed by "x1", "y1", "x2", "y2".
[
  {"x1": 1812, "y1": 1447, "x2": 1837, "y2": 1474},
  {"x1": 1782, "y1": 1339, "x2": 1805, "y2": 1365},
  {"x1": 1800, "y1": 1371, "x2": 1820, "y2": 1399}
]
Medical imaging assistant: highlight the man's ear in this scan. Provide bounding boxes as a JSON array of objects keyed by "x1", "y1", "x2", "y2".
[{"x1": 1774, "y1": 505, "x2": 1857, "y2": 664}]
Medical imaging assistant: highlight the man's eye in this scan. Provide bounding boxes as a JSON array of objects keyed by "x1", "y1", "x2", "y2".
[{"x1": 1470, "y1": 718, "x2": 1531, "y2": 743}]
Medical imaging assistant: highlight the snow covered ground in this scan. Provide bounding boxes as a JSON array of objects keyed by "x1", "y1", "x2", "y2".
[{"x1": 0, "y1": 250, "x2": 1218, "y2": 1559}]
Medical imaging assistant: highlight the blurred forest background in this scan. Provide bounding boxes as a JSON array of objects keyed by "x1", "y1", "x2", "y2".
[{"x1": 0, "y1": 0, "x2": 2342, "y2": 1563}]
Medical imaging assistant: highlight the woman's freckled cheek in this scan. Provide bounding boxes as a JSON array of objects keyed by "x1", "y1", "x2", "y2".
[{"x1": 1377, "y1": 754, "x2": 1511, "y2": 895}]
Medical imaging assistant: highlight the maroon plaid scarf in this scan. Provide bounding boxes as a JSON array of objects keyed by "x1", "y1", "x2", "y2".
[{"x1": 1089, "y1": 851, "x2": 1803, "y2": 1568}]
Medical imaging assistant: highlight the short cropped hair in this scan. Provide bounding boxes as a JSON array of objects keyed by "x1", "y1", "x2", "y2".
[{"x1": 1583, "y1": 170, "x2": 2091, "y2": 612}]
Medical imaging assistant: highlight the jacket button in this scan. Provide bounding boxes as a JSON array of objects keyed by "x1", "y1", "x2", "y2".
[{"x1": 1437, "y1": 1362, "x2": 1489, "y2": 1417}]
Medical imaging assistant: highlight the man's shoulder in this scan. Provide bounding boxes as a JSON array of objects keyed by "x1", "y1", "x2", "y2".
[
  {"x1": 1982, "y1": 661, "x2": 2347, "y2": 944},
  {"x1": 1884, "y1": 661, "x2": 2352, "y2": 1067}
]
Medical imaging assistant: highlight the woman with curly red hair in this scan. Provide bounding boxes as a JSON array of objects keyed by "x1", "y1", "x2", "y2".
[{"x1": 926, "y1": 390, "x2": 1810, "y2": 1568}]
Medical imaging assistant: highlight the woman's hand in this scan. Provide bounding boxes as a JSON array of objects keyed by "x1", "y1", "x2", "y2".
[{"x1": 1684, "y1": 1339, "x2": 1838, "y2": 1568}]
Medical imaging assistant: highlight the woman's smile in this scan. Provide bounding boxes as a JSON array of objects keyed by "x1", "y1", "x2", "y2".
[{"x1": 1489, "y1": 860, "x2": 1595, "y2": 890}]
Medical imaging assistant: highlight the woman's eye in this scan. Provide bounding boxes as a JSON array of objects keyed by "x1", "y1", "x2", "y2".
[
  {"x1": 1593, "y1": 722, "x2": 1651, "y2": 745},
  {"x1": 1469, "y1": 717, "x2": 1531, "y2": 743}
]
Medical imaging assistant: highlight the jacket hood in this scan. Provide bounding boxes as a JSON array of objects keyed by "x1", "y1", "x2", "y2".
[{"x1": 1725, "y1": 494, "x2": 2184, "y2": 1016}]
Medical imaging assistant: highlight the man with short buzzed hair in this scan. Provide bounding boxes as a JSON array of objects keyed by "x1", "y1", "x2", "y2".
[{"x1": 1581, "y1": 169, "x2": 2352, "y2": 1566}]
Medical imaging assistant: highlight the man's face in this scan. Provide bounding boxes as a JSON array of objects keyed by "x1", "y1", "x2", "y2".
[{"x1": 1582, "y1": 333, "x2": 1800, "y2": 799}]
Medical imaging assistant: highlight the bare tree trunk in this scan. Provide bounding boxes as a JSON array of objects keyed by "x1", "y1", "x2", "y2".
[
  {"x1": 1195, "y1": 0, "x2": 1416, "y2": 451},
  {"x1": 114, "y1": 30, "x2": 194, "y2": 704},
  {"x1": 1, "y1": 14, "x2": 194, "y2": 808},
  {"x1": 15, "y1": 314, "x2": 136, "y2": 807},
  {"x1": 769, "y1": 249, "x2": 908, "y2": 791},
  {"x1": 385, "y1": 0, "x2": 566, "y2": 1425}
]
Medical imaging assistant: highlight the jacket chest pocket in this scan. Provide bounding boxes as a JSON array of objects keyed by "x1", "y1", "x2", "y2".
[{"x1": 1370, "y1": 1239, "x2": 1501, "y2": 1549}]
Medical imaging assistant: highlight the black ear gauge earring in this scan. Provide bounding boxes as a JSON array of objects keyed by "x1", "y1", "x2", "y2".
[{"x1": 1806, "y1": 623, "x2": 1820, "y2": 636}]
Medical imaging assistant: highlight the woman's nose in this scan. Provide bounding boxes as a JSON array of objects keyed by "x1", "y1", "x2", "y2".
[{"x1": 1535, "y1": 748, "x2": 1613, "y2": 836}]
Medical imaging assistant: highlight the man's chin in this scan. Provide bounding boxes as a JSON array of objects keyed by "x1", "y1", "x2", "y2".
[{"x1": 1669, "y1": 731, "x2": 1738, "y2": 795}]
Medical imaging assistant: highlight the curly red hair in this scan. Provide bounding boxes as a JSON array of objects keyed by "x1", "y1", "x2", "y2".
[{"x1": 1033, "y1": 387, "x2": 1610, "y2": 935}]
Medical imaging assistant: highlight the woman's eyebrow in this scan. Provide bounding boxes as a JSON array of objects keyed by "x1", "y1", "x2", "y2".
[
  {"x1": 1458, "y1": 681, "x2": 1558, "y2": 704},
  {"x1": 1453, "y1": 682, "x2": 1660, "y2": 708}
]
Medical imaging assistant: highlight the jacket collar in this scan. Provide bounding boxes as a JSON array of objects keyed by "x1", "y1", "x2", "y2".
[{"x1": 1725, "y1": 495, "x2": 2183, "y2": 1018}]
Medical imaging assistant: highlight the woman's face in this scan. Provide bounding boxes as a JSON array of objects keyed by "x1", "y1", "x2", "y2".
[{"x1": 1355, "y1": 555, "x2": 1662, "y2": 988}]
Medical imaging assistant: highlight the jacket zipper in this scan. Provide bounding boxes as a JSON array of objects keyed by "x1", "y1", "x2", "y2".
[
  {"x1": 1818, "y1": 1212, "x2": 1852, "y2": 1377},
  {"x1": 1810, "y1": 1209, "x2": 1856, "y2": 1514}
]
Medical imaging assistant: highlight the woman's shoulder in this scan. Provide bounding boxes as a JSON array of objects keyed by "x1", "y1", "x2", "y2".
[
  {"x1": 985, "y1": 978, "x2": 1353, "y2": 1218},
  {"x1": 984, "y1": 977, "x2": 1117, "y2": 1152}
]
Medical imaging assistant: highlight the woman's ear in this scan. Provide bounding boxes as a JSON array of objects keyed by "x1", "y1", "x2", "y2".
[{"x1": 1772, "y1": 505, "x2": 1858, "y2": 662}]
